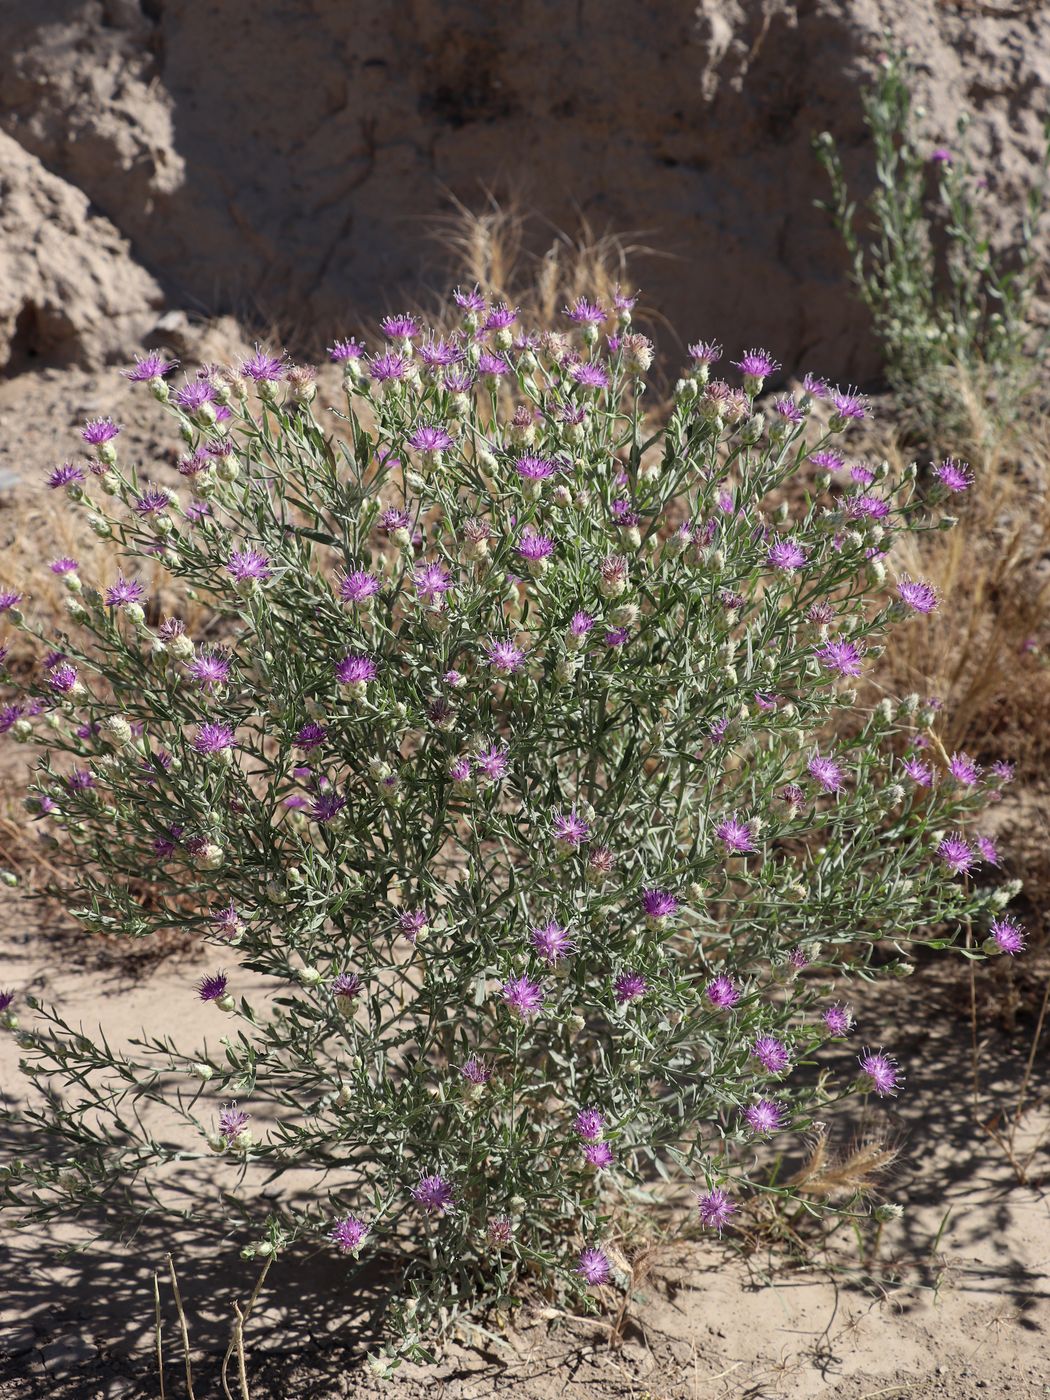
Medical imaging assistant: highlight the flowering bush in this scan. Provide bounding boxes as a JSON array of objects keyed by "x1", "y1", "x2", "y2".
[{"x1": 0, "y1": 291, "x2": 1024, "y2": 1369}]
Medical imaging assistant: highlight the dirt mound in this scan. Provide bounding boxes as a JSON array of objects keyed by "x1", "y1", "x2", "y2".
[{"x1": 1, "y1": 0, "x2": 1049, "y2": 375}]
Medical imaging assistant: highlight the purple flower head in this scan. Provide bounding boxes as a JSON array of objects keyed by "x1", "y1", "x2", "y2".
[
  {"x1": 0, "y1": 990, "x2": 14, "y2": 1013},
  {"x1": 474, "y1": 742, "x2": 509, "y2": 783},
  {"x1": 218, "y1": 1105, "x2": 249, "y2": 1142},
  {"x1": 858, "y1": 1049, "x2": 902, "y2": 1097},
  {"x1": 930, "y1": 145, "x2": 953, "y2": 164},
  {"x1": 0, "y1": 591, "x2": 21, "y2": 616},
  {"x1": 773, "y1": 396, "x2": 805, "y2": 425},
  {"x1": 419, "y1": 337, "x2": 463, "y2": 369},
  {"x1": 487, "y1": 1215, "x2": 514, "y2": 1246},
  {"x1": 194, "y1": 722, "x2": 235, "y2": 755},
  {"x1": 173, "y1": 381, "x2": 216, "y2": 412},
  {"x1": 396, "y1": 909, "x2": 428, "y2": 943},
  {"x1": 67, "y1": 769, "x2": 95, "y2": 792},
  {"x1": 851, "y1": 463, "x2": 876, "y2": 485},
  {"x1": 309, "y1": 791, "x2": 347, "y2": 824},
  {"x1": 369, "y1": 351, "x2": 408, "y2": 383},
  {"x1": 123, "y1": 353, "x2": 177, "y2": 381},
  {"x1": 574, "y1": 1108, "x2": 605, "y2": 1142},
  {"x1": 240, "y1": 348, "x2": 286, "y2": 382},
  {"x1": 411, "y1": 1172, "x2": 455, "y2": 1215},
  {"x1": 516, "y1": 454, "x2": 556, "y2": 481},
  {"x1": 715, "y1": 817, "x2": 755, "y2": 854},
  {"x1": 938, "y1": 834, "x2": 976, "y2": 875},
  {"x1": 829, "y1": 389, "x2": 868, "y2": 421},
  {"x1": 745, "y1": 1099, "x2": 784, "y2": 1136},
  {"x1": 802, "y1": 373, "x2": 832, "y2": 398},
  {"x1": 552, "y1": 809, "x2": 589, "y2": 849},
  {"x1": 576, "y1": 1248, "x2": 611, "y2": 1285},
  {"x1": 459, "y1": 1055, "x2": 492, "y2": 1086},
  {"x1": 453, "y1": 284, "x2": 487, "y2": 313},
  {"x1": 584, "y1": 1141, "x2": 615, "y2": 1169},
  {"x1": 767, "y1": 538, "x2": 808, "y2": 571},
  {"x1": 295, "y1": 721, "x2": 327, "y2": 750},
  {"x1": 188, "y1": 650, "x2": 231, "y2": 690},
  {"x1": 809, "y1": 449, "x2": 844, "y2": 472},
  {"x1": 822, "y1": 1004, "x2": 854, "y2": 1037},
  {"x1": 897, "y1": 575, "x2": 939, "y2": 614},
  {"x1": 933, "y1": 458, "x2": 973, "y2": 493},
  {"x1": 614, "y1": 971, "x2": 648, "y2": 1005},
  {"x1": 50, "y1": 558, "x2": 79, "y2": 575},
  {"x1": 706, "y1": 975, "x2": 740, "y2": 1010},
  {"x1": 902, "y1": 756, "x2": 933, "y2": 787},
  {"x1": 409, "y1": 424, "x2": 454, "y2": 453},
  {"x1": 47, "y1": 664, "x2": 79, "y2": 694},
  {"x1": 976, "y1": 835, "x2": 999, "y2": 866},
  {"x1": 477, "y1": 352, "x2": 510, "y2": 377},
  {"x1": 331, "y1": 972, "x2": 363, "y2": 1000},
  {"x1": 530, "y1": 920, "x2": 575, "y2": 965},
  {"x1": 780, "y1": 782, "x2": 805, "y2": 809},
  {"x1": 501, "y1": 975, "x2": 544, "y2": 1020},
  {"x1": 808, "y1": 754, "x2": 845, "y2": 793},
  {"x1": 210, "y1": 903, "x2": 242, "y2": 939},
  {"x1": 605, "y1": 626, "x2": 629, "y2": 648},
  {"x1": 642, "y1": 888, "x2": 679, "y2": 921},
  {"x1": 989, "y1": 916, "x2": 1026, "y2": 955},
  {"x1": 134, "y1": 488, "x2": 171, "y2": 518},
  {"x1": 483, "y1": 303, "x2": 517, "y2": 331},
  {"x1": 82, "y1": 418, "x2": 121, "y2": 446},
  {"x1": 570, "y1": 362, "x2": 610, "y2": 389},
  {"x1": 697, "y1": 1188, "x2": 736, "y2": 1233},
  {"x1": 846, "y1": 494, "x2": 890, "y2": 521},
  {"x1": 414, "y1": 561, "x2": 452, "y2": 603},
  {"x1": 328, "y1": 337, "x2": 365, "y2": 362},
  {"x1": 227, "y1": 550, "x2": 272, "y2": 583},
  {"x1": 564, "y1": 297, "x2": 606, "y2": 325},
  {"x1": 484, "y1": 637, "x2": 527, "y2": 674},
  {"x1": 0, "y1": 704, "x2": 24, "y2": 734},
  {"x1": 991, "y1": 760, "x2": 1015, "y2": 784},
  {"x1": 380, "y1": 314, "x2": 419, "y2": 340},
  {"x1": 948, "y1": 751, "x2": 981, "y2": 786},
  {"x1": 687, "y1": 339, "x2": 722, "y2": 366},
  {"x1": 47, "y1": 462, "x2": 86, "y2": 491},
  {"x1": 330, "y1": 1215, "x2": 370, "y2": 1252},
  {"x1": 338, "y1": 570, "x2": 380, "y2": 605},
  {"x1": 104, "y1": 577, "x2": 146, "y2": 608},
  {"x1": 733, "y1": 348, "x2": 780, "y2": 383},
  {"x1": 197, "y1": 970, "x2": 228, "y2": 1003},
  {"x1": 752, "y1": 1036, "x2": 791, "y2": 1075},
  {"x1": 335, "y1": 654, "x2": 377, "y2": 686},
  {"x1": 815, "y1": 638, "x2": 865, "y2": 677}
]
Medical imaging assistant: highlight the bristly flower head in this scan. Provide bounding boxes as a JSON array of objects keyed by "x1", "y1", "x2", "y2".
[
  {"x1": 240, "y1": 347, "x2": 286, "y2": 382},
  {"x1": 197, "y1": 970, "x2": 229, "y2": 1002},
  {"x1": 411, "y1": 1173, "x2": 455, "y2": 1215},
  {"x1": 715, "y1": 816, "x2": 755, "y2": 854},
  {"x1": 329, "y1": 1215, "x2": 370, "y2": 1253},
  {"x1": 706, "y1": 975, "x2": 740, "y2": 1010},
  {"x1": 484, "y1": 637, "x2": 527, "y2": 674},
  {"x1": 458, "y1": 1055, "x2": 492, "y2": 1086},
  {"x1": 409, "y1": 424, "x2": 453, "y2": 454},
  {"x1": 896, "y1": 575, "x2": 939, "y2": 614},
  {"x1": 576, "y1": 1247, "x2": 611, "y2": 1285},
  {"x1": 335, "y1": 654, "x2": 377, "y2": 686},
  {"x1": 46, "y1": 463, "x2": 86, "y2": 491},
  {"x1": 574, "y1": 1108, "x2": 605, "y2": 1142},
  {"x1": 752, "y1": 1036, "x2": 791, "y2": 1074},
  {"x1": 687, "y1": 339, "x2": 722, "y2": 366},
  {"x1": 530, "y1": 920, "x2": 575, "y2": 965},
  {"x1": 829, "y1": 388, "x2": 868, "y2": 421},
  {"x1": 501, "y1": 975, "x2": 544, "y2": 1019},
  {"x1": 328, "y1": 337, "x2": 365, "y2": 362},
  {"x1": 902, "y1": 756, "x2": 933, "y2": 787},
  {"x1": 767, "y1": 538, "x2": 808, "y2": 571},
  {"x1": 808, "y1": 754, "x2": 845, "y2": 793},
  {"x1": 696, "y1": 1188, "x2": 736, "y2": 1233},
  {"x1": 194, "y1": 722, "x2": 235, "y2": 755},
  {"x1": 227, "y1": 549, "x2": 273, "y2": 583},
  {"x1": 641, "y1": 888, "x2": 679, "y2": 922},
  {"x1": 822, "y1": 1004, "x2": 854, "y2": 1037},
  {"x1": 331, "y1": 972, "x2": 363, "y2": 1000},
  {"x1": 380, "y1": 314, "x2": 419, "y2": 340},
  {"x1": 988, "y1": 916, "x2": 1026, "y2": 955},
  {"x1": 745, "y1": 1099, "x2": 784, "y2": 1136},
  {"x1": 815, "y1": 639, "x2": 864, "y2": 677},
  {"x1": 123, "y1": 353, "x2": 178, "y2": 381},
  {"x1": 338, "y1": 570, "x2": 380, "y2": 605},
  {"x1": 933, "y1": 457, "x2": 973, "y2": 492},
  {"x1": 584, "y1": 1141, "x2": 614, "y2": 1169},
  {"x1": 81, "y1": 418, "x2": 121, "y2": 445},
  {"x1": 857, "y1": 1049, "x2": 902, "y2": 1097},
  {"x1": 808, "y1": 449, "x2": 844, "y2": 471},
  {"x1": 218, "y1": 1105, "x2": 249, "y2": 1142},
  {"x1": 948, "y1": 752, "x2": 981, "y2": 786},
  {"x1": 564, "y1": 297, "x2": 606, "y2": 325},
  {"x1": 937, "y1": 834, "x2": 976, "y2": 875},
  {"x1": 552, "y1": 809, "x2": 589, "y2": 849},
  {"x1": 732, "y1": 348, "x2": 780, "y2": 383},
  {"x1": 104, "y1": 577, "x2": 145, "y2": 608},
  {"x1": 614, "y1": 971, "x2": 648, "y2": 1005}
]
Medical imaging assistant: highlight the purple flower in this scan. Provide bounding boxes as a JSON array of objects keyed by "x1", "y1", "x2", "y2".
[
  {"x1": 453, "y1": 285, "x2": 487, "y2": 313},
  {"x1": 516, "y1": 531, "x2": 555, "y2": 562},
  {"x1": 902, "y1": 756, "x2": 933, "y2": 787},
  {"x1": 584, "y1": 1141, "x2": 614, "y2": 1169},
  {"x1": 397, "y1": 909, "x2": 429, "y2": 943},
  {"x1": 411, "y1": 1172, "x2": 455, "y2": 1215},
  {"x1": 484, "y1": 303, "x2": 517, "y2": 331},
  {"x1": 857, "y1": 1049, "x2": 901, "y2": 1097},
  {"x1": 564, "y1": 298, "x2": 606, "y2": 325},
  {"x1": 501, "y1": 975, "x2": 544, "y2": 1020},
  {"x1": 477, "y1": 352, "x2": 510, "y2": 377},
  {"x1": 570, "y1": 362, "x2": 610, "y2": 389},
  {"x1": 240, "y1": 348, "x2": 286, "y2": 382},
  {"x1": 474, "y1": 743, "x2": 509, "y2": 783},
  {"x1": 706, "y1": 975, "x2": 740, "y2": 1010},
  {"x1": 822, "y1": 1004, "x2": 854, "y2": 1037},
  {"x1": 976, "y1": 835, "x2": 999, "y2": 866},
  {"x1": 989, "y1": 916, "x2": 1026, "y2": 955},
  {"x1": 516, "y1": 455, "x2": 556, "y2": 481},
  {"x1": 484, "y1": 637, "x2": 527, "y2": 674},
  {"x1": 773, "y1": 396, "x2": 805, "y2": 425},
  {"x1": 570, "y1": 608, "x2": 594, "y2": 637},
  {"x1": 574, "y1": 1108, "x2": 605, "y2": 1142},
  {"x1": 67, "y1": 769, "x2": 95, "y2": 792},
  {"x1": 715, "y1": 817, "x2": 755, "y2": 854},
  {"x1": 0, "y1": 704, "x2": 25, "y2": 734},
  {"x1": 173, "y1": 381, "x2": 216, "y2": 412},
  {"x1": 218, "y1": 1105, "x2": 249, "y2": 1142},
  {"x1": 576, "y1": 1247, "x2": 611, "y2": 1285},
  {"x1": 808, "y1": 449, "x2": 844, "y2": 471},
  {"x1": 414, "y1": 562, "x2": 452, "y2": 603},
  {"x1": 295, "y1": 721, "x2": 327, "y2": 750},
  {"x1": 309, "y1": 791, "x2": 347, "y2": 823},
  {"x1": 338, "y1": 570, "x2": 380, "y2": 605},
  {"x1": 335, "y1": 654, "x2": 377, "y2": 686},
  {"x1": 330, "y1": 1215, "x2": 370, "y2": 1252},
  {"x1": 808, "y1": 754, "x2": 845, "y2": 793},
  {"x1": 459, "y1": 1055, "x2": 492, "y2": 1086},
  {"x1": 46, "y1": 462, "x2": 86, "y2": 491},
  {"x1": 134, "y1": 488, "x2": 171, "y2": 517},
  {"x1": 745, "y1": 1099, "x2": 784, "y2": 1136},
  {"x1": 930, "y1": 145, "x2": 953, "y2": 164},
  {"x1": 897, "y1": 576, "x2": 939, "y2": 614},
  {"x1": 851, "y1": 463, "x2": 876, "y2": 486},
  {"x1": 605, "y1": 627, "x2": 629, "y2": 648},
  {"x1": 409, "y1": 424, "x2": 453, "y2": 453},
  {"x1": 767, "y1": 538, "x2": 807, "y2": 571},
  {"x1": 188, "y1": 651, "x2": 231, "y2": 690},
  {"x1": 47, "y1": 664, "x2": 79, "y2": 694},
  {"x1": 197, "y1": 970, "x2": 229, "y2": 1002},
  {"x1": 331, "y1": 972, "x2": 363, "y2": 999},
  {"x1": 227, "y1": 550, "x2": 273, "y2": 583},
  {"x1": 752, "y1": 1036, "x2": 791, "y2": 1074},
  {"x1": 991, "y1": 760, "x2": 1015, "y2": 784},
  {"x1": 802, "y1": 373, "x2": 832, "y2": 398},
  {"x1": 696, "y1": 1188, "x2": 736, "y2": 1233},
  {"x1": 0, "y1": 592, "x2": 22, "y2": 615},
  {"x1": 81, "y1": 418, "x2": 121, "y2": 446},
  {"x1": 552, "y1": 809, "x2": 589, "y2": 849},
  {"x1": 123, "y1": 353, "x2": 177, "y2": 381},
  {"x1": 948, "y1": 751, "x2": 981, "y2": 786},
  {"x1": 530, "y1": 920, "x2": 575, "y2": 965},
  {"x1": 104, "y1": 577, "x2": 146, "y2": 607},
  {"x1": 933, "y1": 458, "x2": 973, "y2": 493},
  {"x1": 687, "y1": 339, "x2": 722, "y2": 366},
  {"x1": 328, "y1": 338, "x2": 365, "y2": 362},
  {"x1": 732, "y1": 348, "x2": 780, "y2": 383},
  {"x1": 194, "y1": 722, "x2": 235, "y2": 755},
  {"x1": 50, "y1": 558, "x2": 79, "y2": 575},
  {"x1": 815, "y1": 639, "x2": 864, "y2": 677},
  {"x1": 369, "y1": 351, "x2": 408, "y2": 383},
  {"x1": 614, "y1": 971, "x2": 648, "y2": 1005},
  {"x1": 210, "y1": 903, "x2": 242, "y2": 938},
  {"x1": 0, "y1": 990, "x2": 14, "y2": 1013},
  {"x1": 487, "y1": 1215, "x2": 514, "y2": 1246},
  {"x1": 938, "y1": 834, "x2": 976, "y2": 875},
  {"x1": 829, "y1": 389, "x2": 868, "y2": 421},
  {"x1": 642, "y1": 888, "x2": 679, "y2": 921},
  {"x1": 380, "y1": 314, "x2": 419, "y2": 340}
]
